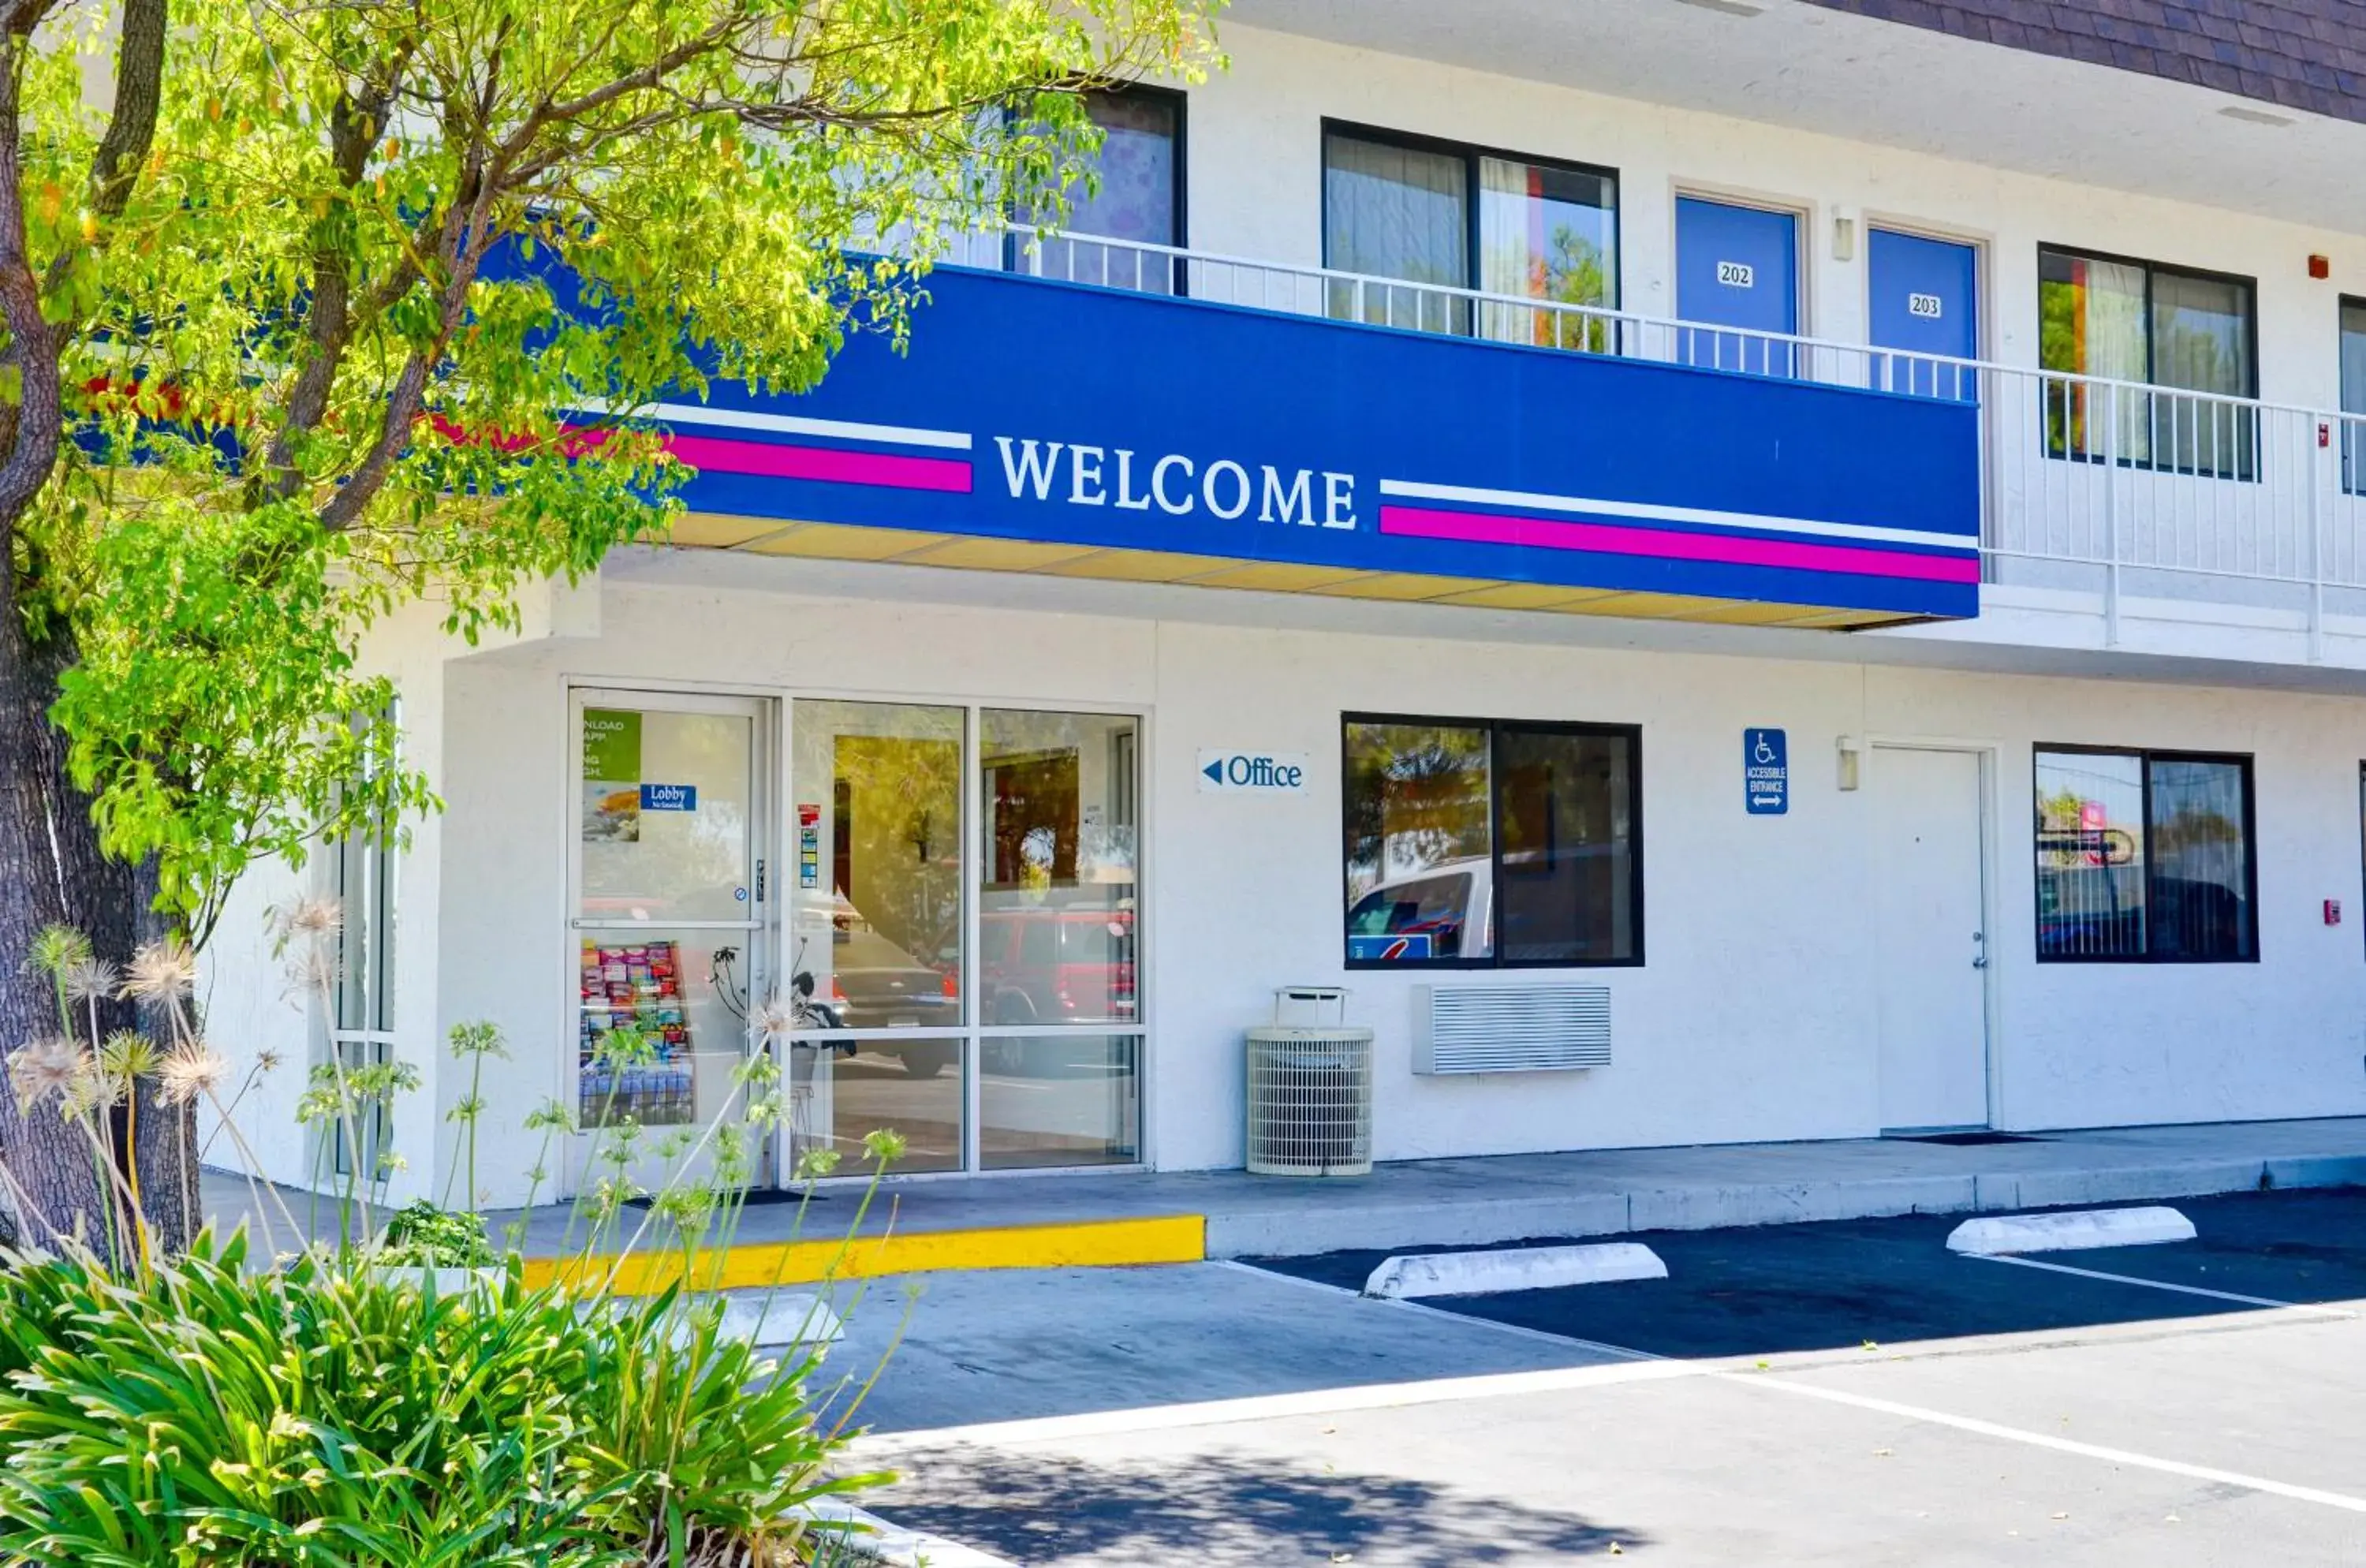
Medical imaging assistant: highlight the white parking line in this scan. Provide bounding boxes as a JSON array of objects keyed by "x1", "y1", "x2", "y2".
[
  {"x1": 1974, "y1": 1253, "x2": 2359, "y2": 1319},
  {"x1": 1736, "y1": 1376, "x2": 2366, "y2": 1517}
]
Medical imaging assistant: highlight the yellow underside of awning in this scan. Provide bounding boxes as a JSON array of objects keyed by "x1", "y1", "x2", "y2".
[{"x1": 666, "y1": 511, "x2": 1909, "y2": 630}]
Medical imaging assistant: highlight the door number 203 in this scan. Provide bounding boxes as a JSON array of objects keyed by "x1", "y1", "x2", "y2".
[
  {"x1": 1906, "y1": 291, "x2": 1945, "y2": 319},
  {"x1": 1715, "y1": 259, "x2": 1755, "y2": 288}
]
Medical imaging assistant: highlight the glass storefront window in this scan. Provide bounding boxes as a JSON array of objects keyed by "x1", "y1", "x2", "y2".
[
  {"x1": 980, "y1": 1036, "x2": 1140, "y2": 1169},
  {"x1": 777, "y1": 701, "x2": 1146, "y2": 1176},
  {"x1": 790, "y1": 1038, "x2": 964, "y2": 1175},
  {"x1": 789, "y1": 700, "x2": 966, "y2": 1029},
  {"x1": 980, "y1": 710, "x2": 1139, "y2": 1027}
]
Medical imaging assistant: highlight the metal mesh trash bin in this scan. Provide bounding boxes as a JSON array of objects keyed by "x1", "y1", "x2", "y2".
[{"x1": 1245, "y1": 987, "x2": 1373, "y2": 1177}]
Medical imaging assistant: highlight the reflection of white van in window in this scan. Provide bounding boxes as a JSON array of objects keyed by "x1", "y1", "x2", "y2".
[{"x1": 1346, "y1": 856, "x2": 1492, "y2": 961}]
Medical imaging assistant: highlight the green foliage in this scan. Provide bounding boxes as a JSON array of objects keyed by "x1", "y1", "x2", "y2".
[
  {"x1": 12, "y1": 0, "x2": 1220, "y2": 945},
  {"x1": 0, "y1": 1233, "x2": 873, "y2": 1566},
  {"x1": 378, "y1": 1199, "x2": 497, "y2": 1269}
]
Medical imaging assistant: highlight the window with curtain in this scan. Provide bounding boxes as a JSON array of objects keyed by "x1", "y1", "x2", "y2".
[
  {"x1": 1478, "y1": 157, "x2": 1618, "y2": 349},
  {"x1": 1017, "y1": 88, "x2": 1182, "y2": 293},
  {"x1": 2035, "y1": 747, "x2": 2255, "y2": 963},
  {"x1": 1323, "y1": 125, "x2": 1618, "y2": 344},
  {"x1": 2039, "y1": 247, "x2": 2256, "y2": 478},
  {"x1": 1323, "y1": 131, "x2": 1469, "y2": 334},
  {"x1": 1344, "y1": 715, "x2": 1642, "y2": 968}
]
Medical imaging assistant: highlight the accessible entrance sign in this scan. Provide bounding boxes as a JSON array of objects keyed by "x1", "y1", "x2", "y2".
[{"x1": 1745, "y1": 728, "x2": 1788, "y2": 815}]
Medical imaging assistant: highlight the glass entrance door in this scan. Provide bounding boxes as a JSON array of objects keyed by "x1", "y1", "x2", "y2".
[
  {"x1": 569, "y1": 690, "x2": 771, "y2": 1194},
  {"x1": 786, "y1": 699, "x2": 1143, "y2": 1178}
]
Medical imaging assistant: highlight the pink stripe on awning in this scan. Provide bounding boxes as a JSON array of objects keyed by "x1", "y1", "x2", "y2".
[
  {"x1": 666, "y1": 432, "x2": 973, "y2": 493},
  {"x1": 1378, "y1": 504, "x2": 1979, "y2": 584}
]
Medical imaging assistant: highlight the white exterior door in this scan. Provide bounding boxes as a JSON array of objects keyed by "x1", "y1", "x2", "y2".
[{"x1": 1872, "y1": 746, "x2": 1991, "y2": 1130}]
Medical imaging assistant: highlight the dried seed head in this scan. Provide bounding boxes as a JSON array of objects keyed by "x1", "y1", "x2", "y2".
[
  {"x1": 281, "y1": 898, "x2": 344, "y2": 939},
  {"x1": 256, "y1": 1048, "x2": 285, "y2": 1074},
  {"x1": 751, "y1": 996, "x2": 804, "y2": 1047},
  {"x1": 60, "y1": 957, "x2": 121, "y2": 1008},
  {"x1": 286, "y1": 946, "x2": 340, "y2": 999},
  {"x1": 158, "y1": 1044, "x2": 230, "y2": 1107},
  {"x1": 9, "y1": 1036, "x2": 85, "y2": 1113},
  {"x1": 121, "y1": 939, "x2": 199, "y2": 1003}
]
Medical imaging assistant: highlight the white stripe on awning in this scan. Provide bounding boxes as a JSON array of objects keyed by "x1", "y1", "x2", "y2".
[
  {"x1": 637, "y1": 402, "x2": 973, "y2": 451},
  {"x1": 1378, "y1": 477, "x2": 1972, "y2": 552}
]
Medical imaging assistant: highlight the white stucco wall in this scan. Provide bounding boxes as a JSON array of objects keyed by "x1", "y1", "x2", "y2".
[
  {"x1": 200, "y1": 21, "x2": 2366, "y2": 1204},
  {"x1": 1192, "y1": 24, "x2": 2365, "y2": 412},
  {"x1": 362, "y1": 566, "x2": 2366, "y2": 1204}
]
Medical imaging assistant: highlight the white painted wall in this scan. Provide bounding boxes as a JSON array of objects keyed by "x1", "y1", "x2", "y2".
[
  {"x1": 1191, "y1": 24, "x2": 2364, "y2": 410},
  {"x1": 366, "y1": 567, "x2": 2366, "y2": 1204},
  {"x1": 205, "y1": 23, "x2": 2366, "y2": 1202}
]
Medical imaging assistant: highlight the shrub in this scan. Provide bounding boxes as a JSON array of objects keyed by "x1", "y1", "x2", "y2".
[
  {"x1": 0, "y1": 1232, "x2": 880, "y2": 1566},
  {"x1": 379, "y1": 1198, "x2": 498, "y2": 1269}
]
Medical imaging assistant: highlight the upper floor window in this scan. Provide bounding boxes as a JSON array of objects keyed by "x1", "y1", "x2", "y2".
[
  {"x1": 1344, "y1": 715, "x2": 1641, "y2": 969},
  {"x1": 2038, "y1": 246, "x2": 2256, "y2": 478},
  {"x1": 1021, "y1": 87, "x2": 1184, "y2": 293},
  {"x1": 2034, "y1": 745, "x2": 2256, "y2": 964},
  {"x1": 1322, "y1": 123, "x2": 1618, "y2": 349}
]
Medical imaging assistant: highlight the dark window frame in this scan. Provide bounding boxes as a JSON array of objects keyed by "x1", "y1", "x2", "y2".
[
  {"x1": 1341, "y1": 711, "x2": 1644, "y2": 973},
  {"x1": 1004, "y1": 84, "x2": 1189, "y2": 287},
  {"x1": 2338, "y1": 295, "x2": 2366, "y2": 494},
  {"x1": 1319, "y1": 118, "x2": 1622, "y2": 313},
  {"x1": 2032, "y1": 742, "x2": 2260, "y2": 965},
  {"x1": 2037, "y1": 243, "x2": 2261, "y2": 480}
]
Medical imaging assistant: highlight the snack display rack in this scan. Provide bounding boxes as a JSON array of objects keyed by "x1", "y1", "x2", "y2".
[{"x1": 578, "y1": 939, "x2": 696, "y2": 1125}]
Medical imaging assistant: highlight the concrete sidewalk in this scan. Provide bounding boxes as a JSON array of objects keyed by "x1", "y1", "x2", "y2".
[
  {"x1": 513, "y1": 1116, "x2": 2366, "y2": 1260},
  {"x1": 204, "y1": 1116, "x2": 2366, "y2": 1273}
]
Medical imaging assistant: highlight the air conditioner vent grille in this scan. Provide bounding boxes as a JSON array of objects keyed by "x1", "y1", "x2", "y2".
[{"x1": 1413, "y1": 983, "x2": 1611, "y2": 1074}]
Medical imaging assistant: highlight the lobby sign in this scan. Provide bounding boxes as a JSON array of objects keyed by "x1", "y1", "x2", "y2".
[{"x1": 648, "y1": 263, "x2": 1983, "y2": 621}]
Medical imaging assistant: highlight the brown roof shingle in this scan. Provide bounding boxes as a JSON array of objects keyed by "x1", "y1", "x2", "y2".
[{"x1": 1798, "y1": 1, "x2": 2366, "y2": 123}]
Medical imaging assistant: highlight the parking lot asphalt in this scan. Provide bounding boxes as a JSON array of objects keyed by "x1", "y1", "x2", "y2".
[
  {"x1": 846, "y1": 1188, "x2": 2366, "y2": 1566},
  {"x1": 1254, "y1": 1186, "x2": 2366, "y2": 1357}
]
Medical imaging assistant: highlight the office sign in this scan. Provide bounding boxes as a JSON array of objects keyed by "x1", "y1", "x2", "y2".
[
  {"x1": 1199, "y1": 750, "x2": 1308, "y2": 794},
  {"x1": 1745, "y1": 728, "x2": 1789, "y2": 815}
]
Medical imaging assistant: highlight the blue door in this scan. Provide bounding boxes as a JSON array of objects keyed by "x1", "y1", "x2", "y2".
[
  {"x1": 1674, "y1": 197, "x2": 1799, "y2": 375},
  {"x1": 1869, "y1": 229, "x2": 1978, "y2": 399}
]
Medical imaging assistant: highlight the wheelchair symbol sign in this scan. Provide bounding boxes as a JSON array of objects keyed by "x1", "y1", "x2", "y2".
[{"x1": 1744, "y1": 728, "x2": 1788, "y2": 816}]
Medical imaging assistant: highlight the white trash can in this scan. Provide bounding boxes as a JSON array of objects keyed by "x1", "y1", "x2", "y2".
[{"x1": 1245, "y1": 987, "x2": 1374, "y2": 1177}]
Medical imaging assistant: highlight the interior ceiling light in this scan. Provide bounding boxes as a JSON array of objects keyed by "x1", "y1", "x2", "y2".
[{"x1": 2219, "y1": 104, "x2": 2294, "y2": 126}]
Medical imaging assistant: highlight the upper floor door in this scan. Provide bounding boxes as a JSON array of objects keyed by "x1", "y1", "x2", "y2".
[
  {"x1": 1869, "y1": 227, "x2": 1980, "y2": 399},
  {"x1": 1674, "y1": 196, "x2": 1799, "y2": 375}
]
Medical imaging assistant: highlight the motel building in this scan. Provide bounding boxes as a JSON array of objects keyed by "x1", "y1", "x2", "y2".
[{"x1": 212, "y1": 1, "x2": 2366, "y2": 1208}]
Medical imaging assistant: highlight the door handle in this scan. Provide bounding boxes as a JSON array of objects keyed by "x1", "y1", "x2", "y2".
[{"x1": 1972, "y1": 957, "x2": 1988, "y2": 969}]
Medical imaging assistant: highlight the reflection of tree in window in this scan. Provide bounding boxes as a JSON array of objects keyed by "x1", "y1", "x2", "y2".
[
  {"x1": 833, "y1": 734, "x2": 962, "y2": 970},
  {"x1": 1343, "y1": 724, "x2": 1491, "y2": 899}
]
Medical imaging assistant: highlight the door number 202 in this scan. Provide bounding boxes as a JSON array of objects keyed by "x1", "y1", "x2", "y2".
[
  {"x1": 1715, "y1": 259, "x2": 1755, "y2": 289},
  {"x1": 1906, "y1": 291, "x2": 1944, "y2": 319}
]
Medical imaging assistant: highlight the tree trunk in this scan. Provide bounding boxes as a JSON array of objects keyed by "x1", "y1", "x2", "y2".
[{"x1": 0, "y1": 598, "x2": 170, "y2": 1259}]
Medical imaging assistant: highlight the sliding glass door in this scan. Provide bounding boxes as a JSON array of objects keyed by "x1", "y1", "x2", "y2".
[{"x1": 786, "y1": 700, "x2": 1143, "y2": 1178}]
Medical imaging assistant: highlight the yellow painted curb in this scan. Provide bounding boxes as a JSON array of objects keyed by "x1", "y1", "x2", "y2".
[{"x1": 520, "y1": 1212, "x2": 1206, "y2": 1296}]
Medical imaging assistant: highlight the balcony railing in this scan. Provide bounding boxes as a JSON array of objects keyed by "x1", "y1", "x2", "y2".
[{"x1": 951, "y1": 226, "x2": 2366, "y2": 649}]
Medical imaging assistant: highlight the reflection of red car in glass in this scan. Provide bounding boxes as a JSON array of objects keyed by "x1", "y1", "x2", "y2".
[{"x1": 980, "y1": 907, "x2": 1136, "y2": 1025}]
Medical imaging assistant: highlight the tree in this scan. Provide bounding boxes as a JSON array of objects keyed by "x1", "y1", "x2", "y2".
[{"x1": 0, "y1": 0, "x2": 1220, "y2": 1253}]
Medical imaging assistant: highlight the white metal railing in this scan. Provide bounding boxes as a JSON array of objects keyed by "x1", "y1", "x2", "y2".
[{"x1": 942, "y1": 226, "x2": 2366, "y2": 647}]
